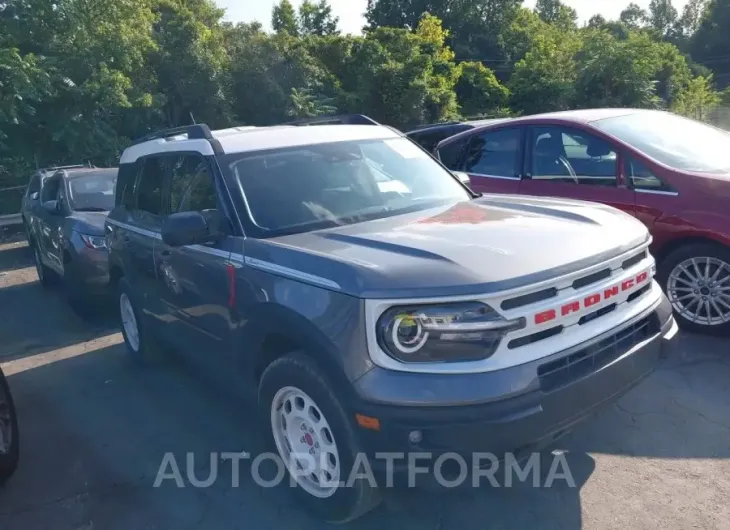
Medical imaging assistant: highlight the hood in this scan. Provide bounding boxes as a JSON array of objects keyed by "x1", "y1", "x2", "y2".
[
  {"x1": 245, "y1": 196, "x2": 650, "y2": 299},
  {"x1": 67, "y1": 211, "x2": 109, "y2": 236}
]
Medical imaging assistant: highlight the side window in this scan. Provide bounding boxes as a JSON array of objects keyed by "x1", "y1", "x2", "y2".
[
  {"x1": 40, "y1": 174, "x2": 61, "y2": 203},
  {"x1": 116, "y1": 163, "x2": 138, "y2": 209},
  {"x1": 437, "y1": 137, "x2": 469, "y2": 170},
  {"x1": 136, "y1": 157, "x2": 166, "y2": 216},
  {"x1": 625, "y1": 157, "x2": 674, "y2": 192},
  {"x1": 464, "y1": 128, "x2": 521, "y2": 178},
  {"x1": 530, "y1": 126, "x2": 617, "y2": 186},
  {"x1": 169, "y1": 155, "x2": 217, "y2": 213},
  {"x1": 27, "y1": 175, "x2": 41, "y2": 196}
]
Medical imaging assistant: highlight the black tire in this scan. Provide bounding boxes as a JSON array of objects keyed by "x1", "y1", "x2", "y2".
[
  {"x1": 31, "y1": 244, "x2": 57, "y2": 288},
  {"x1": 658, "y1": 242, "x2": 730, "y2": 335},
  {"x1": 0, "y1": 368, "x2": 19, "y2": 486},
  {"x1": 118, "y1": 276, "x2": 165, "y2": 364},
  {"x1": 258, "y1": 353, "x2": 380, "y2": 524}
]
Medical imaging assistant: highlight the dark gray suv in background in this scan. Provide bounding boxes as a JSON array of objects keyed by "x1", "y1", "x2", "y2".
[
  {"x1": 23, "y1": 166, "x2": 117, "y2": 314},
  {"x1": 107, "y1": 118, "x2": 677, "y2": 523}
]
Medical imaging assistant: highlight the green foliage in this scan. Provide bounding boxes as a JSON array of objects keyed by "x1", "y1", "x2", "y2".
[
  {"x1": 272, "y1": 0, "x2": 299, "y2": 36},
  {"x1": 1, "y1": 0, "x2": 729, "y2": 216}
]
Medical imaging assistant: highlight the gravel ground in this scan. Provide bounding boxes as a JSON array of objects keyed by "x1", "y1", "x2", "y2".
[{"x1": 0, "y1": 238, "x2": 728, "y2": 530}]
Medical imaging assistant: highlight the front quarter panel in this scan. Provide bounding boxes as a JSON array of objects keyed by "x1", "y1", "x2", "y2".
[{"x1": 231, "y1": 252, "x2": 372, "y2": 396}]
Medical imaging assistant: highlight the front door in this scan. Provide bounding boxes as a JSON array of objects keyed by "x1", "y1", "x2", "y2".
[
  {"x1": 520, "y1": 125, "x2": 636, "y2": 216},
  {"x1": 153, "y1": 154, "x2": 237, "y2": 357},
  {"x1": 461, "y1": 127, "x2": 523, "y2": 195},
  {"x1": 36, "y1": 174, "x2": 65, "y2": 273}
]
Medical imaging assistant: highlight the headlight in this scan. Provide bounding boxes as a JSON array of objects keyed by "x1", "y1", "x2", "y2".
[
  {"x1": 376, "y1": 302, "x2": 525, "y2": 363},
  {"x1": 80, "y1": 233, "x2": 108, "y2": 250}
]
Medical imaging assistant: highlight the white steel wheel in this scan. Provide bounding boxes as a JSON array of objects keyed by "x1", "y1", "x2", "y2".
[
  {"x1": 120, "y1": 292, "x2": 140, "y2": 352},
  {"x1": 667, "y1": 256, "x2": 730, "y2": 327},
  {"x1": 270, "y1": 386, "x2": 341, "y2": 499}
]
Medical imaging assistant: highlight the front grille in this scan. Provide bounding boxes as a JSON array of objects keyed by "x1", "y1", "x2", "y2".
[
  {"x1": 508, "y1": 325, "x2": 563, "y2": 349},
  {"x1": 572, "y1": 268, "x2": 611, "y2": 290},
  {"x1": 501, "y1": 287, "x2": 557, "y2": 311},
  {"x1": 622, "y1": 250, "x2": 647, "y2": 270},
  {"x1": 537, "y1": 316, "x2": 656, "y2": 393}
]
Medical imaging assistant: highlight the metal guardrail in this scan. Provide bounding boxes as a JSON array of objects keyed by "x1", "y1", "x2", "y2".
[{"x1": 0, "y1": 214, "x2": 22, "y2": 227}]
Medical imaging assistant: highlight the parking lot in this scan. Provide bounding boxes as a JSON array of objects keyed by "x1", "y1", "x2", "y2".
[{"x1": 0, "y1": 235, "x2": 728, "y2": 530}]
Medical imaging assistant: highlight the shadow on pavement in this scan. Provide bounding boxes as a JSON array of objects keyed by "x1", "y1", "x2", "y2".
[
  {"x1": 0, "y1": 241, "x2": 31, "y2": 274},
  {"x1": 0, "y1": 278, "x2": 117, "y2": 363}
]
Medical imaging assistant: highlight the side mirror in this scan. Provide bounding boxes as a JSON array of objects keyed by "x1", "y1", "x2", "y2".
[
  {"x1": 30, "y1": 192, "x2": 39, "y2": 201},
  {"x1": 453, "y1": 171, "x2": 471, "y2": 186},
  {"x1": 161, "y1": 211, "x2": 216, "y2": 247},
  {"x1": 42, "y1": 200, "x2": 60, "y2": 215}
]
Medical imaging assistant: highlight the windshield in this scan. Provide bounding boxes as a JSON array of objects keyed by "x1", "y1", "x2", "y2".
[
  {"x1": 68, "y1": 171, "x2": 117, "y2": 212},
  {"x1": 592, "y1": 111, "x2": 730, "y2": 174},
  {"x1": 222, "y1": 137, "x2": 471, "y2": 237}
]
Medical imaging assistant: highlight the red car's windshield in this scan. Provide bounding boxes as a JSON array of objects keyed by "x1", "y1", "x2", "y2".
[{"x1": 593, "y1": 111, "x2": 730, "y2": 174}]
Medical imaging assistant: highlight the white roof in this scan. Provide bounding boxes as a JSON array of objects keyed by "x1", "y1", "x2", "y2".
[{"x1": 120, "y1": 124, "x2": 400, "y2": 164}]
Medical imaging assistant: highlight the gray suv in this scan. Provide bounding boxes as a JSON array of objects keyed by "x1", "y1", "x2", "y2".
[
  {"x1": 107, "y1": 118, "x2": 677, "y2": 522},
  {"x1": 24, "y1": 166, "x2": 118, "y2": 314}
]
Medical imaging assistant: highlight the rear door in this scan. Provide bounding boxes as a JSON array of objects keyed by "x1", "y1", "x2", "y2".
[
  {"x1": 153, "y1": 154, "x2": 236, "y2": 355},
  {"x1": 520, "y1": 125, "x2": 635, "y2": 215},
  {"x1": 459, "y1": 127, "x2": 523, "y2": 195},
  {"x1": 36, "y1": 173, "x2": 65, "y2": 273}
]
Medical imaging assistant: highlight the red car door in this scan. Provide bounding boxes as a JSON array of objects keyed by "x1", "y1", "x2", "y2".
[
  {"x1": 460, "y1": 127, "x2": 523, "y2": 195},
  {"x1": 519, "y1": 125, "x2": 636, "y2": 216}
]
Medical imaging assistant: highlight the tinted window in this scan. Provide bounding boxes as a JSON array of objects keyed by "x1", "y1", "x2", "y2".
[
  {"x1": 27, "y1": 175, "x2": 41, "y2": 195},
  {"x1": 437, "y1": 137, "x2": 468, "y2": 170},
  {"x1": 136, "y1": 157, "x2": 166, "y2": 216},
  {"x1": 222, "y1": 137, "x2": 470, "y2": 238},
  {"x1": 530, "y1": 126, "x2": 616, "y2": 186},
  {"x1": 178, "y1": 166, "x2": 217, "y2": 213},
  {"x1": 41, "y1": 174, "x2": 61, "y2": 203},
  {"x1": 68, "y1": 172, "x2": 117, "y2": 211},
  {"x1": 116, "y1": 164, "x2": 137, "y2": 209},
  {"x1": 169, "y1": 155, "x2": 207, "y2": 213},
  {"x1": 409, "y1": 129, "x2": 454, "y2": 153},
  {"x1": 465, "y1": 128, "x2": 521, "y2": 177},
  {"x1": 593, "y1": 111, "x2": 730, "y2": 174},
  {"x1": 625, "y1": 157, "x2": 673, "y2": 192}
]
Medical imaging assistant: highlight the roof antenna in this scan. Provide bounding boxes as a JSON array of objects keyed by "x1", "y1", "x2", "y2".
[{"x1": 189, "y1": 112, "x2": 196, "y2": 124}]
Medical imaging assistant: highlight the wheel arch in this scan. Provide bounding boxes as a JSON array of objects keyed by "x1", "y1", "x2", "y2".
[
  {"x1": 242, "y1": 303, "x2": 358, "y2": 404},
  {"x1": 653, "y1": 234, "x2": 728, "y2": 264}
]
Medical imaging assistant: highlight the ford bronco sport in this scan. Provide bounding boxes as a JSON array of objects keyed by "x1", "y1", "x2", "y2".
[{"x1": 107, "y1": 115, "x2": 678, "y2": 523}]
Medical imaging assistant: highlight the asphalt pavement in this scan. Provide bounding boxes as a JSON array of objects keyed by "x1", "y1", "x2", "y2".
[{"x1": 0, "y1": 236, "x2": 728, "y2": 530}]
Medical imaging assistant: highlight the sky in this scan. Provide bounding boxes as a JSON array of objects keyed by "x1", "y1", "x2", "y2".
[{"x1": 216, "y1": 0, "x2": 691, "y2": 34}]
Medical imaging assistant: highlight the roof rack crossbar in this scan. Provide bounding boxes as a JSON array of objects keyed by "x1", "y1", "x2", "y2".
[
  {"x1": 284, "y1": 114, "x2": 380, "y2": 127},
  {"x1": 132, "y1": 124, "x2": 213, "y2": 146}
]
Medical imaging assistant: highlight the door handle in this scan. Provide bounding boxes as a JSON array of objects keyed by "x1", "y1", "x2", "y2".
[
  {"x1": 122, "y1": 234, "x2": 131, "y2": 242},
  {"x1": 160, "y1": 250, "x2": 171, "y2": 258}
]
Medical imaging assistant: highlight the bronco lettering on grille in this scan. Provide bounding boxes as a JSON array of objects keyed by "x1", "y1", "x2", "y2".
[{"x1": 534, "y1": 271, "x2": 649, "y2": 325}]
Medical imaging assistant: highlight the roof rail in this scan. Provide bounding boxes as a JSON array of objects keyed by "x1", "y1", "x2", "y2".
[
  {"x1": 39, "y1": 164, "x2": 86, "y2": 173},
  {"x1": 132, "y1": 124, "x2": 214, "y2": 146},
  {"x1": 284, "y1": 114, "x2": 380, "y2": 126},
  {"x1": 408, "y1": 121, "x2": 463, "y2": 132}
]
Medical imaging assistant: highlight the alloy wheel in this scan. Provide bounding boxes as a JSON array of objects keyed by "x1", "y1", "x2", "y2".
[{"x1": 667, "y1": 256, "x2": 730, "y2": 327}]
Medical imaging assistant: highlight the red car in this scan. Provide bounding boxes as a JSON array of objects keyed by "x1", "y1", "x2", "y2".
[{"x1": 435, "y1": 108, "x2": 730, "y2": 335}]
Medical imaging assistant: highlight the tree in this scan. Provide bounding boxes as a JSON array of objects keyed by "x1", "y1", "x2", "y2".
[
  {"x1": 298, "y1": 0, "x2": 339, "y2": 36},
  {"x1": 677, "y1": 0, "x2": 709, "y2": 37},
  {"x1": 455, "y1": 62, "x2": 509, "y2": 116},
  {"x1": 150, "y1": 0, "x2": 233, "y2": 129},
  {"x1": 620, "y1": 3, "x2": 649, "y2": 28},
  {"x1": 272, "y1": 0, "x2": 299, "y2": 35},
  {"x1": 574, "y1": 30, "x2": 666, "y2": 109},
  {"x1": 648, "y1": 0, "x2": 679, "y2": 37},
  {"x1": 509, "y1": 27, "x2": 580, "y2": 114},
  {"x1": 691, "y1": 0, "x2": 730, "y2": 86},
  {"x1": 587, "y1": 14, "x2": 607, "y2": 28},
  {"x1": 535, "y1": 0, "x2": 578, "y2": 31}
]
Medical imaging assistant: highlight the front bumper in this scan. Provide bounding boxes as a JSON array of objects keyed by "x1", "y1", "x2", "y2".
[
  {"x1": 352, "y1": 292, "x2": 677, "y2": 465},
  {"x1": 72, "y1": 244, "x2": 111, "y2": 294}
]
